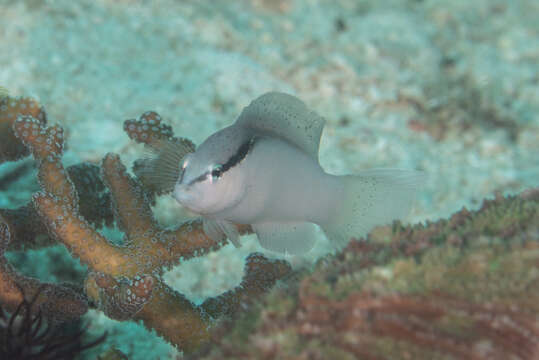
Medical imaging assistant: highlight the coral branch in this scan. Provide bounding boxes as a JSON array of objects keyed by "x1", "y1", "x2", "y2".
[
  {"x1": 3, "y1": 109, "x2": 292, "y2": 353},
  {"x1": 124, "y1": 111, "x2": 174, "y2": 147},
  {"x1": 13, "y1": 115, "x2": 76, "y2": 208},
  {"x1": 101, "y1": 153, "x2": 155, "y2": 239},
  {"x1": 0, "y1": 215, "x2": 88, "y2": 323},
  {"x1": 136, "y1": 281, "x2": 209, "y2": 351},
  {"x1": 0, "y1": 162, "x2": 114, "y2": 252},
  {"x1": 202, "y1": 253, "x2": 292, "y2": 318},
  {"x1": 32, "y1": 191, "x2": 134, "y2": 276},
  {"x1": 0, "y1": 96, "x2": 46, "y2": 163},
  {"x1": 86, "y1": 272, "x2": 154, "y2": 321}
]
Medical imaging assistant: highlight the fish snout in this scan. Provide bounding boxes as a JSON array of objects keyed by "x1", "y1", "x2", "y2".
[{"x1": 173, "y1": 183, "x2": 194, "y2": 205}]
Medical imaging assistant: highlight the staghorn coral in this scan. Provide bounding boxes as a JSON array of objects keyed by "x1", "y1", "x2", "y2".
[
  {"x1": 0, "y1": 96, "x2": 292, "y2": 354},
  {"x1": 0, "y1": 95, "x2": 114, "y2": 251},
  {"x1": 197, "y1": 189, "x2": 539, "y2": 360},
  {"x1": 0, "y1": 162, "x2": 115, "y2": 252},
  {"x1": 0, "y1": 96, "x2": 92, "y2": 348},
  {"x1": 0, "y1": 217, "x2": 89, "y2": 324},
  {"x1": 0, "y1": 95, "x2": 46, "y2": 163}
]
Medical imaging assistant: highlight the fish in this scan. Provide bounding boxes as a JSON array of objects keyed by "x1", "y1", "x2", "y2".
[{"x1": 153, "y1": 92, "x2": 423, "y2": 255}]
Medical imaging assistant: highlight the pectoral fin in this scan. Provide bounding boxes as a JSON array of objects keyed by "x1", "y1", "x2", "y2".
[
  {"x1": 203, "y1": 218, "x2": 241, "y2": 247},
  {"x1": 252, "y1": 221, "x2": 316, "y2": 255}
]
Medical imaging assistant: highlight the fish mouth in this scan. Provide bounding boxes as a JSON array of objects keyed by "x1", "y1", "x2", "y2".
[
  {"x1": 173, "y1": 184, "x2": 193, "y2": 205},
  {"x1": 173, "y1": 184, "x2": 208, "y2": 215}
]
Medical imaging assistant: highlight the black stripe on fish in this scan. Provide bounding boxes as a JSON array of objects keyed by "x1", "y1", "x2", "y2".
[
  {"x1": 219, "y1": 137, "x2": 255, "y2": 175},
  {"x1": 191, "y1": 137, "x2": 256, "y2": 184}
]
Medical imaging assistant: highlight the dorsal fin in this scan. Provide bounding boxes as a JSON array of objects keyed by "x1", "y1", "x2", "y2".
[{"x1": 235, "y1": 92, "x2": 325, "y2": 161}]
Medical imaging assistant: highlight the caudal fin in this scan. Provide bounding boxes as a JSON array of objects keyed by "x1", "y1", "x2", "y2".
[{"x1": 321, "y1": 169, "x2": 424, "y2": 249}]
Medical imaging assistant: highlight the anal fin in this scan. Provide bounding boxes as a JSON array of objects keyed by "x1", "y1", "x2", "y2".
[{"x1": 252, "y1": 222, "x2": 316, "y2": 255}]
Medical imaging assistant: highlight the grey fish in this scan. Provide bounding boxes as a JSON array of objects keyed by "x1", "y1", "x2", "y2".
[{"x1": 157, "y1": 92, "x2": 423, "y2": 254}]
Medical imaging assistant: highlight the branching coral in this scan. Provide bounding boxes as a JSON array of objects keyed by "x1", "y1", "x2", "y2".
[
  {"x1": 0, "y1": 95, "x2": 292, "y2": 354},
  {"x1": 199, "y1": 190, "x2": 539, "y2": 360},
  {"x1": 0, "y1": 161, "x2": 114, "y2": 251},
  {"x1": 0, "y1": 216, "x2": 88, "y2": 324},
  {"x1": 0, "y1": 97, "x2": 88, "y2": 324},
  {"x1": 0, "y1": 95, "x2": 46, "y2": 163}
]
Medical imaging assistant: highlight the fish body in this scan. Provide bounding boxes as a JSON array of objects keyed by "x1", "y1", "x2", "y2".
[
  {"x1": 212, "y1": 136, "x2": 341, "y2": 225},
  {"x1": 162, "y1": 92, "x2": 422, "y2": 254}
]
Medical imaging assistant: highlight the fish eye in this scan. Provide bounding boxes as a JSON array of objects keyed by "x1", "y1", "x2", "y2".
[{"x1": 211, "y1": 164, "x2": 223, "y2": 180}]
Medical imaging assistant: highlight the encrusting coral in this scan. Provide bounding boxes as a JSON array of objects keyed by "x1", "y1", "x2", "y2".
[
  {"x1": 198, "y1": 189, "x2": 539, "y2": 360},
  {"x1": 0, "y1": 94, "x2": 292, "y2": 354}
]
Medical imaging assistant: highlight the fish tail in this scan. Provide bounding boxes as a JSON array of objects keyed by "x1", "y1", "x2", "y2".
[{"x1": 320, "y1": 169, "x2": 425, "y2": 249}]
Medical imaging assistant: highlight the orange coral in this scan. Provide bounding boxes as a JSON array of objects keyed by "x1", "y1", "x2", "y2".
[
  {"x1": 0, "y1": 216, "x2": 88, "y2": 323},
  {"x1": 0, "y1": 96, "x2": 46, "y2": 163},
  {"x1": 0, "y1": 102, "x2": 291, "y2": 353},
  {"x1": 0, "y1": 96, "x2": 57, "y2": 250},
  {"x1": 0, "y1": 96, "x2": 87, "y2": 323}
]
